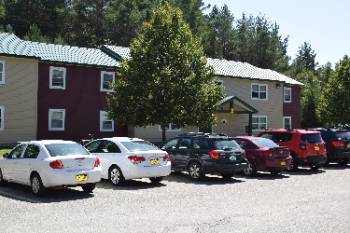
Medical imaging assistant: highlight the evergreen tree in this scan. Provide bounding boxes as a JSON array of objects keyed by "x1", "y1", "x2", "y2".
[{"x1": 24, "y1": 24, "x2": 50, "y2": 42}]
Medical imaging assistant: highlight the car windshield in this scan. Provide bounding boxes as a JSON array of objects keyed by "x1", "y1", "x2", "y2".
[
  {"x1": 335, "y1": 131, "x2": 350, "y2": 140},
  {"x1": 214, "y1": 139, "x2": 240, "y2": 150},
  {"x1": 121, "y1": 140, "x2": 160, "y2": 152},
  {"x1": 252, "y1": 138, "x2": 279, "y2": 148},
  {"x1": 45, "y1": 143, "x2": 89, "y2": 157},
  {"x1": 301, "y1": 134, "x2": 322, "y2": 143}
]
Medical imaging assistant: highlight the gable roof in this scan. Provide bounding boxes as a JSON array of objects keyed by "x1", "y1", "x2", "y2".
[
  {"x1": 0, "y1": 33, "x2": 119, "y2": 68},
  {"x1": 102, "y1": 45, "x2": 303, "y2": 86}
]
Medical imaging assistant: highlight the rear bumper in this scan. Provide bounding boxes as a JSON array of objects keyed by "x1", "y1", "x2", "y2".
[
  {"x1": 297, "y1": 155, "x2": 327, "y2": 166},
  {"x1": 329, "y1": 150, "x2": 350, "y2": 162},
  {"x1": 202, "y1": 162, "x2": 249, "y2": 175},
  {"x1": 265, "y1": 157, "x2": 292, "y2": 171},
  {"x1": 42, "y1": 168, "x2": 102, "y2": 188},
  {"x1": 123, "y1": 162, "x2": 171, "y2": 180}
]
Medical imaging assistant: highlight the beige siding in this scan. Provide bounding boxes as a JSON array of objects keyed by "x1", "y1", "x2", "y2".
[
  {"x1": 213, "y1": 77, "x2": 284, "y2": 136},
  {"x1": 0, "y1": 56, "x2": 38, "y2": 145}
]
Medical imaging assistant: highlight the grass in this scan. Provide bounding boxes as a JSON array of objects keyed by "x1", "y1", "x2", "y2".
[{"x1": 0, "y1": 149, "x2": 10, "y2": 157}]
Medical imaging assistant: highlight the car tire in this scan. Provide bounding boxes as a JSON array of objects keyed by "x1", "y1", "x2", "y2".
[
  {"x1": 221, "y1": 174, "x2": 234, "y2": 179},
  {"x1": 0, "y1": 169, "x2": 6, "y2": 185},
  {"x1": 31, "y1": 173, "x2": 45, "y2": 196},
  {"x1": 81, "y1": 183, "x2": 96, "y2": 193},
  {"x1": 109, "y1": 165, "x2": 125, "y2": 186},
  {"x1": 310, "y1": 165, "x2": 320, "y2": 170},
  {"x1": 243, "y1": 161, "x2": 257, "y2": 176},
  {"x1": 149, "y1": 177, "x2": 163, "y2": 184},
  {"x1": 289, "y1": 154, "x2": 298, "y2": 171},
  {"x1": 270, "y1": 171, "x2": 281, "y2": 175},
  {"x1": 187, "y1": 162, "x2": 203, "y2": 180},
  {"x1": 339, "y1": 159, "x2": 348, "y2": 166}
]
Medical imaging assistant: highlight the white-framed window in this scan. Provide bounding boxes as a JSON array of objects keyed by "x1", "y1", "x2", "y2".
[
  {"x1": 48, "y1": 109, "x2": 65, "y2": 131},
  {"x1": 159, "y1": 124, "x2": 181, "y2": 132},
  {"x1": 251, "y1": 83, "x2": 268, "y2": 100},
  {"x1": 49, "y1": 66, "x2": 66, "y2": 89},
  {"x1": 100, "y1": 111, "x2": 114, "y2": 132},
  {"x1": 252, "y1": 115, "x2": 267, "y2": 131},
  {"x1": 283, "y1": 116, "x2": 292, "y2": 129},
  {"x1": 0, "y1": 106, "x2": 4, "y2": 130},
  {"x1": 0, "y1": 61, "x2": 5, "y2": 85},
  {"x1": 100, "y1": 71, "x2": 115, "y2": 92},
  {"x1": 284, "y1": 86, "x2": 292, "y2": 103}
]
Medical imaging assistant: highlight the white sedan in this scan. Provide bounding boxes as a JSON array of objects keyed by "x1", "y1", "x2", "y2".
[
  {"x1": 85, "y1": 137, "x2": 171, "y2": 185},
  {"x1": 0, "y1": 140, "x2": 102, "y2": 195}
]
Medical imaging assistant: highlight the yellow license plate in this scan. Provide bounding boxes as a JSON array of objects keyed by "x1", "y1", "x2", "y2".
[
  {"x1": 76, "y1": 174, "x2": 87, "y2": 182},
  {"x1": 281, "y1": 161, "x2": 286, "y2": 166},
  {"x1": 150, "y1": 159, "x2": 159, "y2": 166},
  {"x1": 314, "y1": 146, "x2": 320, "y2": 151}
]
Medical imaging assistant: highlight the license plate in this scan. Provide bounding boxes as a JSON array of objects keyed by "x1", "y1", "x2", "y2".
[
  {"x1": 229, "y1": 155, "x2": 236, "y2": 161},
  {"x1": 347, "y1": 144, "x2": 350, "y2": 149},
  {"x1": 76, "y1": 174, "x2": 87, "y2": 182},
  {"x1": 281, "y1": 161, "x2": 286, "y2": 166},
  {"x1": 314, "y1": 146, "x2": 320, "y2": 151},
  {"x1": 150, "y1": 159, "x2": 159, "y2": 166}
]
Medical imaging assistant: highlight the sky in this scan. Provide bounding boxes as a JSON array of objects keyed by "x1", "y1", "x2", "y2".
[{"x1": 204, "y1": 0, "x2": 350, "y2": 66}]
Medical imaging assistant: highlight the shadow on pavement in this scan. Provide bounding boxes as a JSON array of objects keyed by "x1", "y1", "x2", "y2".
[
  {"x1": 323, "y1": 163, "x2": 350, "y2": 170},
  {"x1": 165, "y1": 172, "x2": 245, "y2": 185},
  {"x1": 97, "y1": 179, "x2": 166, "y2": 191},
  {"x1": 235, "y1": 172, "x2": 290, "y2": 180},
  {"x1": 0, "y1": 183, "x2": 94, "y2": 203},
  {"x1": 285, "y1": 167, "x2": 326, "y2": 176}
]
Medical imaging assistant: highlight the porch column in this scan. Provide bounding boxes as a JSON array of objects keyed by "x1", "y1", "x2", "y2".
[{"x1": 248, "y1": 113, "x2": 253, "y2": 136}]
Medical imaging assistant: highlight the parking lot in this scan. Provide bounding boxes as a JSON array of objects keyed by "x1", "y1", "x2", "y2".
[{"x1": 0, "y1": 165, "x2": 349, "y2": 233}]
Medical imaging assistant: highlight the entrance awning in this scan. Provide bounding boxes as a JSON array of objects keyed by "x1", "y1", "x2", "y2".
[{"x1": 216, "y1": 96, "x2": 258, "y2": 114}]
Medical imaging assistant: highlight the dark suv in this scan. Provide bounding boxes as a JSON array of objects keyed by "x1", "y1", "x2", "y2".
[{"x1": 162, "y1": 133, "x2": 248, "y2": 180}]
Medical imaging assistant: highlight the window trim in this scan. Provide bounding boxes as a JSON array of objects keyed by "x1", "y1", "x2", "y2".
[
  {"x1": 0, "y1": 61, "x2": 5, "y2": 85},
  {"x1": 0, "y1": 106, "x2": 4, "y2": 130},
  {"x1": 158, "y1": 124, "x2": 182, "y2": 132},
  {"x1": 49, "y1": 66, "x2": 66, "y2": 90},
  {"x1": 284, "y1": 86, "x2": 292, "y2": 103},
  {"x1": 252, "y1": 115, "x2": 268, "y2": 132},
  {"x1": 251, "y1": 83, "x2": 268, "y2": 101},
  {"x1": 100, "y1": 111, "x2": 114, "y2": 132},
  {"x1": 48, "y1": 109, "x2": 65, "y2": 131},
  {"x1": 100, "y1": 71, "x2": 115, "y2": 92},
  {"x1": 283, "y1": 116, "x2": 292, "y2": 129}
]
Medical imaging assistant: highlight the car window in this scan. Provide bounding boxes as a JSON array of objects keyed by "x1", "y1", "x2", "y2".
[
  {"x1": 320, "y1": 130, "x2": 337, "y2": 141},
  {"x1": 193, "y1": 138, "x2": 210, "y2": 150},
  {"x1": 335, "y1": 131, "x2": 350, "y2": 140},
  {"x1": 261, "y1": 133, "x2": 292, "y2": 143},
  {"x1": 213, "y1": 139, "x2": 240, "y2": 150},
  {"x1": 45, "y1": 143, "x2": 89, "y2": 157},
  {"x1": 163, "y1": 139, "x2": 179, "y2": 150},
  {"x1": 121, "y1": 140, "x2": 160, "y2": 152},
  {"x1": 235, "y1": 139, "x2": 256, "y2": 150},
  {"x1": 260, "y1": 133, "x2": 273, "y2": 140},
  {"x1": 85, "y1": 140, "x2": 102, "y2": 153},
  {"x1": 9, "y1": 144, "x2": 26, "y2": 159},
  {"x1": 252, "y1": 138, "x2": 279, "y2": 148},
  {"x1": 99, "y1": 141, "x2": 121, "y2": 153},
  {"x1": 301, "y1": 134, "x2": 322, "y2": 143},
  {"x1": 178, "y1": 138, "x2": 192, "y2": 149},
  {"x1": 23, "y1": 144, "x2": 40, "y2": 159}
]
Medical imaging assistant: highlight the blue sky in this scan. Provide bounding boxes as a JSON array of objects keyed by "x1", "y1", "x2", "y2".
[{"x1": 204, "y1": 0, "x2": 350, "y2": 66}]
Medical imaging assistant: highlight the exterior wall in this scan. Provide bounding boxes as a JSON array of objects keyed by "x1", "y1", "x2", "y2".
[
  {"x1": 283, "y1": 85, "x2": 301, "y2": 128},
  {"x1": 0, "y1": 56, "x2": 38, "y2": 145},
  {"x1": 213, "y1": 77, "x2": 284, "y2": 136},
  {"x1": 37, "y1": 63, "x2": 127, "y2": 142}
]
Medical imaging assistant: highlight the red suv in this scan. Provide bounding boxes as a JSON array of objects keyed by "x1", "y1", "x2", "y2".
[{"x1": 258, "y1": 129, "x2": 327, "y2": 170}]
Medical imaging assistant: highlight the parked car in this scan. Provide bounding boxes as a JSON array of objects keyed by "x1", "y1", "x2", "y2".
[
  {"x1": 259, "y1": 129, "x2": 327, "y2": 170},
  {"x1": 0, "y1": 140, "x2": 101, "y2": 195},
  {"x1": 310, "y1": 128, "x2": 350, "y2": 165},
  {"x1": 233, "y1": 136, "x2": 291, "y2": 176},
  {"x1": 84, "y1": 137, "x2": 171, "y2": 185},
  {"x1": 162, "y1": 133, "x2": 248, "y2": 180}
]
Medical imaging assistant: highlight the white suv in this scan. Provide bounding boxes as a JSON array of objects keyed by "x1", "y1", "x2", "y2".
[{"x1": 85, "y1": 137, "x2": 171, "y2": 185}]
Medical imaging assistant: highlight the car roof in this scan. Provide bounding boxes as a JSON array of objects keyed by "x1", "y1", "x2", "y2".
[
  {"x1": 18, "y1": 140, "x2": 77, "y2": 145},
  {"x1": 102, "y1": 137, "x2": 144, "y2": 142},
  {"x1": 263, "y1": 129, "x2": 320, "y2": 134},
  {"x1": 233, "y1": 136, "x2": 262, "y2": 140}
]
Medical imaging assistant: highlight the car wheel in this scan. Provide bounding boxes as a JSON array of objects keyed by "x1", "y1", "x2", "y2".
[
  {"x1": 81, "y1": 183, "x2": 96, "y2": 193},
  {"x1": 221, "y1": 174, "x2": 233, "y2": 179},
  {"x1": 339, "y1": 159, "x2": 348, "y2": 166},
  {"x1": 243, "y1": 161, "x2": 256, "y2": 176},
  {"x1": 270, "y1": 171, "x2": 281, "y2": 175},
  {"x1": 109, "y1": 166, "x2": 125, "y2": 186},
  {"x1": 31, "y1": 174, "x2": 45, "y2": 196},
  {"x1": 149, "y1": 177, "x2": 163, "y2": 184},
  {"x1": 310, "y1": 165, "x2": 320, "y2": 170},
  {"x1": 0, "y1": 169, "x2": 6, "y2": 185},
  {"x1": 289, "y1": 155, "x2": 298, "y2": 171},
  {"x1": 188, "y1": 162, "x2": 203, "y2": 180}
]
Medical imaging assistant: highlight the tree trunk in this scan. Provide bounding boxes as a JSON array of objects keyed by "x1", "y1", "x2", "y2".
[{"x1": 161, "y1": 125, "x2": 167, "y2": 144}]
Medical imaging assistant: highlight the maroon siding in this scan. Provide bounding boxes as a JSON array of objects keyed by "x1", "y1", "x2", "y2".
[
  {"x1": 283, "y1": 85, "x2": 301, "y2": 129},
  {"x1": 37, "y1": 63, "x2": 128, "y2": 141}
]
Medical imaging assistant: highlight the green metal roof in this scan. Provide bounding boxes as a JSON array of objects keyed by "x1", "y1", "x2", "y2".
[{"x1": 216, "y1": 96, "x2": 258, "y2": 114}]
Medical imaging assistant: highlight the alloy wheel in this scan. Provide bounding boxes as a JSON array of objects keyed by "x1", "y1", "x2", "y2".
[
  {"x1": 110, "y1": 168, "x2": 121, "y2": 185},
  {"x1": 243, "y1": 162, "x2": 253, "y2": 176},
  {"x1": 189, "y1": 163, "x2": 201, "y2": 179},
  {"x1": 31, "y1": 176, "x2": 41, "y2": 194}
]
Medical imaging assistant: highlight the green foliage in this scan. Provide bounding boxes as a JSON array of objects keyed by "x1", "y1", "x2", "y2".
[
  {"x1": 107, "y1": 2, "x2": 223, "y2": 142},
  {"x1": 24, "y1": 24, "x2": 50, "y2": 43},
  {"x1": 319, "y1": 56, "x2": 350, "y2": 125}
]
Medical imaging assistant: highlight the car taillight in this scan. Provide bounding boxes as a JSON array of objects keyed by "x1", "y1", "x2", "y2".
[
  {"x1": 209, "y1": 150, "x2": 220, "y2": 160},
  {"x1": 300, "y1": 143, "x2": 307, "y2": 150},
  {"x1": 163, "y1": 154, "x2": 171, "y2": 161},
  {"x1": 49, "y1": 160, "x2": 64, "y2": 169},
  {"x1": 332, "y1": 140, "x2": 344, "y2": 149},
  {"x1": 128, "y1": 156, "x2": 146, "y2": 164},
  {"x1": 94, "y1": 158, "x2": 100, "y2": 167}
]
